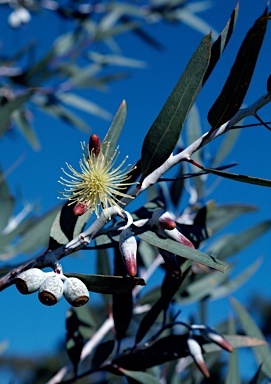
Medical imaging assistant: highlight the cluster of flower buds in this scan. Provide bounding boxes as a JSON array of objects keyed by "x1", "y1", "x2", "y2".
[
  {"x1": 150, "y1": 209, "x2": 195, "y2": 249},
  {"x1": 119, "y1": 211, "x2": 138, "y2": 277},
  {"x1": 187, "y1": 324, "x2": 233, "y2": 378},
  {"x1": 15, "y1": 268, "x2": 89, "y2": 307}
]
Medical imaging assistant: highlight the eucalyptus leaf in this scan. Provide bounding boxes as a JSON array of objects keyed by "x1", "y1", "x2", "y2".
[
  {"x1": 212, "y1": 221, "x2": 271, "y2": 260},
  {"x1": 118, "y1": 368, "x2": 161, "y2": 384},
  {"x1": 0, "y1": 90, "x2": 33, "y2": 136},
  {"x1": 0, "y1": 205, "x2": 60, "y2": 260},
  {"x1": 201, "y1": 166, "x2": 271, "y2": 187},
  {"x1": 211, "y1": 258, "x2": 262, "y2": 299},
  {"x1": 225, "y1": 317, "x2": 240, "y2": 384},
  {"x1": 13, "y1": 109, "x2": 40, "y2": 150},
  {"x1": 102, "y1": 100, "x2": 127, "y2": 161},
  {"x1": 65, "y1": 273, "x2": 146, "y2": 294},
  {"x1": 141, "y1": 33, "x2": 212, "y2": 179},
  {"x1": 203, "y1": 2, "x2": 239, "y2": 85},
  {"x1": 231, "y1": 298, "x2": 271, "y2": 377},
  {"x1": 207, "y1": 203, "x2": 257, "y2": 234},
  {"x1": 138, "y1": 231, "x2": 227, "y2": 272},
  {"x1": 208, "y1": 7, "x2": 268, "y2": 129}
]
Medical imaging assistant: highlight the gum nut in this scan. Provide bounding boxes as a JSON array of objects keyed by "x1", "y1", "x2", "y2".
[
  {"x1": 63, "y1": 277, "x2": 89, "y2": 307},
  {"x1": 38, "y1": 276, "x2": 64, "y2": 306},
  {"x1": 15, "y1": 268, "x2": 46, "y2": 294}
]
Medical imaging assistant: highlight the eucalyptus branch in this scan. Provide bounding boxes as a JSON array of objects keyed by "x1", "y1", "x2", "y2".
[{"x1": 1, "y1": 93, "x2": 270, "y2": 292}]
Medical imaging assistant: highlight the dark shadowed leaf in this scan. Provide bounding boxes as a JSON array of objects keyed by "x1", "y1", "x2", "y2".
[
  {"x1": 141, "y1": 33, "x2": 212, "y2": 179},
  {"x1": 170, "y1": 162, "x2": 185, "y2": 207},
  {"x1": 66, "y1": 308, "x2": 85, "y2": 375},
  {"x1": 92, "y1": 340, "x2": 115, "y2": 370},
  {"x1": 203, "y1": 2, "x2": 239, "y2": 85},
  {"x1": 208, "y1": 8, "x2": 268, "y2": 129},
  {"x1": 247, "y1": 364, "x2": 267, "y2": 384},
  {"x1": 102, "y1": 100, "x2": 127, "y2": 161},
  {"x1": 49, "y1": 202, "x2": 92, "y2": 250},
  {"x1": 112, "y1": 334, "x2": 190, "y2": 370},
  {"x1": 113, "y1": 247, "x2": 133, "y2": 341},
  {"x1": 138, "y1": 231, "x2": 227, "y2": 272},
  {"x1": 118, "y1": 368, "x2": 161, "y2": 384},
  {"x1": 136, "y1": 268, "x2": 190, "y2": 344},
  {"x1": 231, "y1": 298, "x2": 271, "y2": 377},
  {"x1": 65, "y1": 273, "x2": 145, "y2": 294}
]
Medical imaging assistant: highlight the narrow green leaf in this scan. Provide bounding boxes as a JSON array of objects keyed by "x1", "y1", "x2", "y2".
[
  {"x1": 138, "y1": 230, "x2": 227, "y2": 272},
  {"x1": 0, "y1": 205, "x2": 60, "y2": 260},
  {"x1": 212, "y1": 129, "x2": 240, "y2": 168},
  {"x1": 203, "y1": 2, "x2": 239, "y2": 85},
  {"x1": 0, "y1": 91, "x2": 33, "y2": 136},
  {"x1": 92, "y1": 340, "x2": 115, "y2": 370},
  {"x1": 211, "y1": 258, "x2": 262, "y2": 299},
  {"x1": 203, "y1": 335, "x2": 267, "y2": 353},
  {"x1": 225, "y1": 316, "x2": 241, "y2": 384},
  {"x1": 213, "y1": 221, "x2": 271, "y2": 260},
  {"x1": 13, "y1": 109, "x2": 40, "y2": 150},
  {"x1": 202, "y1": 166, "x2": 271, "y2": 187},
  {"x1": 208, "y1": 8, "x2": 268, "y2": 129},
  {"x1": 102, "y1": 100, "x2": 127, "y2": 161},
  {"x1": 231, "y1": 297, "x2": 271, "y2": 377},
  {"x1": 118, "y1": 368, "x2": 161, "y2": 384},
  {"x1": 141, "y1": 33, "x2": 212, "y2": 179},
  {"x1": 178, "y1": 267, "x2": 232, "y2": 304},
  {"x1": 58, "y1": 93, "x2": 112, "y2": 120},
  {"x1": 207, "y1": 203, "x2": 257, "y2": 234},
  {"x1": 65, "y1": 273, "x2": 146, "y2": 294}
]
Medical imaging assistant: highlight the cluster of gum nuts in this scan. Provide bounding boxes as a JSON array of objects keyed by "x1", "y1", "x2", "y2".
[{"x1": 15, "y1": 268, "x2": 89, "y2": 307}]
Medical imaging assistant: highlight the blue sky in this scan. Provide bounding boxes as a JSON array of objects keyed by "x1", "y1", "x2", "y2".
[{"x1": 1, "y1": 0, "x2": 271, "y2": 374}]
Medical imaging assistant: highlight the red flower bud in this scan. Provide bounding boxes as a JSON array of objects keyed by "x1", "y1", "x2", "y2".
[
  {"x1": 119, "y1": 227, "x2": 137, "y2": 277},
  {"x1": 202, "y1": 326, "x2": 233, "y2": 352},
  {"x1": 73, "y1": 202, "x2": 89, "y2": 216},
  {"x1": 89, "y1": 134, "x2": 101, "y2": 156},
  {"x1": 187, "y1": 336, "x2": 210, "y2": 378},
  {"x1": 151, "y1": 209, "x2": 176, "y2": 230},
  {"x1": 164, "y1": 228, "x2": 195, "y2": 248}
]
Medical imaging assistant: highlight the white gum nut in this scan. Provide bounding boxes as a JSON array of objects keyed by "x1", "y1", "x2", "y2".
[
  {"x1": 38, "y1": 275, "x2": 64, "y2": 306},
  {"x1": 15, "y1": 268, "x2": 46, "y2": 294},
  {"x1": 63, "y1": 277, "x2": 89, "y2": 307}
]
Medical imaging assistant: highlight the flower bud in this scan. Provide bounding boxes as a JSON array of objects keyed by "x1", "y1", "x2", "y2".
[
  {"x1": 63, "y1": 277, "x2": 89, "y2": 307},
  {"x1": 119, "y1": 227, "x2": 137, "y2": 277},
  {"x1": 73, "y1": 202, "x2": 89, "y2": 216},
  {"x1": 164, "y1": 228, "x2": 195, "y2": 248},
  {"x1": 151, "y1": 209, "x2": 176, "y2": 230},
  {"x1": 15, "y1": 268, "x2": 46, "y2": 294},
  {"x1": 187, "y1": 336, "x2": 210, "y2": 378},
  {"x1": 201, "y1": 326, "x2": 233, "y2": 352},
  {"x1": 159, "y1": 249, "x2": 182, "y2": 276},
  {"x1": 38, "y1": 275, "x2": 64, "y2": 306},
  {"x1": 89, "y1": 134, "x2": 101, "y2": 157}
]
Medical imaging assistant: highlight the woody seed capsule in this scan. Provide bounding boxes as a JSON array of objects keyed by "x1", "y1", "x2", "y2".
[
  {"x1": 38, "y1": 275, "x2": 64, "y2": 306},
  {"x1": 15, "y1": 268, "x2": 46, "y2": 294},
  {"x1": 63, "y1": 277, "x2": 89, "y2": 307}
]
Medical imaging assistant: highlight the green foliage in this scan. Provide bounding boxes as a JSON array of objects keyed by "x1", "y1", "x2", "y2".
[{"x1": 1, "y1": 1, "x2": 271, "y2": 383}]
